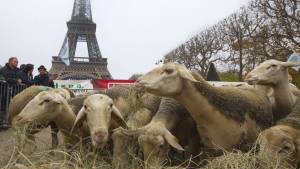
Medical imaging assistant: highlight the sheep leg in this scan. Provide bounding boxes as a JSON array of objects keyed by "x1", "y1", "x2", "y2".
[
  {"x1": 49, "y1": 121, "x2": 59, "y2": 148},
  {"x1": 184, "y1": 128, "x2": 202, "y2": 166}
]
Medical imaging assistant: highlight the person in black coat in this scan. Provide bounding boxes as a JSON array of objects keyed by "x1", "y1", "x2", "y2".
[
  {"x1": 0, "y1": 57, "x2": 21, "y2": 130},
  {"x1": 17, "y1": 64, "x2": 34, "y2": 86},
  {"x1": 1, "y1": 57, "x2": 21, "y2": 85},
  {"x1": 34, "y1": 65, "x2": 58, "y2": 145},
  {"x1": 34, "y1": 65, "x2": 53, "y2": 87}
]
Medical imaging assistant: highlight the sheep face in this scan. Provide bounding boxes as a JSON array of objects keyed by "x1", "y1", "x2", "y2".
[
  {"x1": 138, "y1": 130, "x2": 170, "y2": 167},
  {"x1": 259, "y1": 125, "x2": 297, "y2": 166},
  {"x1": 14, "y1": 91, "x2": 64, "y2": 125},
  {"x1": 138, "y1": 63, "x2": 198, "y2": 97},
  {"x1": 73, "y1": 94, "x2": 127, "y2": 149},
  {"x1": 245, "y1": 59, "x2": 297, "y2": 86},
  {"x1": 119, "y1": 123, "x2": 184, "y2": 167}
]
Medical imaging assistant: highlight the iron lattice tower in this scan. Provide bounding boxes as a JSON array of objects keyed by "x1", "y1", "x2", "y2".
[{"x1": 49, "y1": 0, "x2": 112, "y2": 80}]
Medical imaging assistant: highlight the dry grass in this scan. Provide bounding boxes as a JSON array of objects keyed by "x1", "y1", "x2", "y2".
[
  {"x1": 3, "y1": 130, "x2": 113, "y2": 169},
  {"x1": 0, "y1": 128, "x2": 295, "y2": 169},
  {"x1": 201, "y1": 149, "x2": 293, "y2": 169}
]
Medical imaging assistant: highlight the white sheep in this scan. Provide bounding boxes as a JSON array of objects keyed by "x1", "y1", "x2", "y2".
[
  {"x1": 9, "y1": 86, "x2": 74, "y2": 147},
  {"x1": 13, "y1": 90, "x2": 86, "y2": 148},
  {"x1": 137, "y1": 62, "x2": 273, "y2": 151},
  {"x1": 117, "y1": 97, "x2": 201, "y2": 168},
  {"x1": 72, "y1": 94, "x2": 127, "y2": 149},
  {"x1": 8, "y1": 86, "x2": 51, "y2": 122},
  {"x1": 110, "y1": 89, "x2": 161, "y2": 169},
  {"x1": 245, "y1": 59, "x2": 300, "y2": 121},
  {"x1": 71, "y1": 85, "x2": 162, "y2": 168},
  {"x1": 258, "y1": 96, "x2": 300, "y2": 167}
]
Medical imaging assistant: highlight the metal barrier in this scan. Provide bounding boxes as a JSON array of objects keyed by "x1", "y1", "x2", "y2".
[{"x1": 0, "y1": 81, "x2": 27, "y2": 126}]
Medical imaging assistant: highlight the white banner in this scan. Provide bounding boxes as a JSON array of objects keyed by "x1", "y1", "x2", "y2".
[{"x1": 54, "y1": 80, "x2": 93, "y2": 95}]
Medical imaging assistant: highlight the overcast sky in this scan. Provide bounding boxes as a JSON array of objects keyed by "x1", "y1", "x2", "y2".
[{"x1": 0, "y1": 0, "x2": 250, "y2": 79}]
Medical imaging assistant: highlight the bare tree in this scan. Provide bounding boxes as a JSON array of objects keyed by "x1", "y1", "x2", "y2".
[
  {"x1": 255, "y1": 0, "x2": 300, "y2": 58},
  {"x1": 190, "y1": 26, "x2": 225, "y2": 75},
  {"x1": 162, "y1": 0, "x2": 299, "y2": 80},
  {"x1": 164, "y1": 26, "x2": 225, "y2": 76},
  {"x1": 221, "y1": 6, "x2": 267, "y2": 81}
]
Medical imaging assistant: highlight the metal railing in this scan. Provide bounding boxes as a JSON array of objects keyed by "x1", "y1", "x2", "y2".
[{"x1": 0, "y1": 81, "x2": 27, "y2": 126}]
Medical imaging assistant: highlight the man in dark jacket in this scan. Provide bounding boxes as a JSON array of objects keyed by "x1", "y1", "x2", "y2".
[
  {"x1": 1, "y1": 57, "x2": 21, "y2": 85},
  {"x1": 34, "y1": 65, "x2": 53, "y2": 87},
  {"x1": 33, "y1": 65, "x2": 58, "y2": 145},
  {"x1": 0, "y1": 57, "x2": 21, "y2": 130},
  {"x1": 17, "y1": 64, "x2": 34, "y2": 86}
]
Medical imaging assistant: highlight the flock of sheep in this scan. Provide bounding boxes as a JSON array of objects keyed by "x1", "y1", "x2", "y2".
[{"x1": 8, "y1": 59, "x2": 300, "y2": 168}]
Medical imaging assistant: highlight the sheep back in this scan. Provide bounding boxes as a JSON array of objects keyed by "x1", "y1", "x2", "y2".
[
  {"x1": 278, "y1": 96, "x2": 300, "y2": 129},
  {"x1": 191, "y1": 72, "x2": 273, "y2": 129},
  {"x1": 8, "y1": 85, "x2": 51, "y2": 122}
]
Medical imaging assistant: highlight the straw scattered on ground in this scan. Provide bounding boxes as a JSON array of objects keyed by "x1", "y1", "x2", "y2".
[{"x1": 0, "y1": 127, "x2": 295, "y2": 169}]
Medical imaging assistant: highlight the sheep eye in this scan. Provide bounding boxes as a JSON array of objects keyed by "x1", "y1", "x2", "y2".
[
  {"x1": 267, "y1": 65, "x2": 277, "y2": 69},
  {"x1": 84, "y1": 105, "x2": 87, "y2": 109},
  {"x1": 110, "y1": 103, "x2": 113, "y2": 108},
  {"x1": 278, "y1": 146, "x2": 291, "y2": 154},
  {"x1": 158, "y1": 143, "x2": 164, "y2": 148},
  {"x1": 282, "y1": 145, "x2": 291, "y2": 151},
  {"x1": 44, "y1": 99, "x2": 50, "y2": 103},
  {"x1": 164, "y1": 68, "x2": 174, "y2": 74}
]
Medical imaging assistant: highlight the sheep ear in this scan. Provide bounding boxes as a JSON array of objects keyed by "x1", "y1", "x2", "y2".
[
  {"x1": 178, "y1": 66, "x2": 198, "y2": 82},
  {"x1": 280, "y1": 62, "x2": 300, "y2": 68},
  {"x1": 112, "y1": 106, "x2": 128, "y2": 129},
  {"x1": 164, "y1": 130, "x2": 184, "y2": 151},
  {"x1": 71, "y1": 107, "x2": 86, "y2": 133}
]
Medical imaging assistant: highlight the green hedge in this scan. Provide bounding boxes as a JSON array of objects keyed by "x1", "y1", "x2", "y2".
[{"x1": 219, "y1": 72, "x2": 239, "y2": 82}]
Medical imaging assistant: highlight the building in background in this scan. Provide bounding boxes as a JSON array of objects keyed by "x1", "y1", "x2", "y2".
[{"x1": 49, "y1": 0, "x2": 111, "y2": 80}]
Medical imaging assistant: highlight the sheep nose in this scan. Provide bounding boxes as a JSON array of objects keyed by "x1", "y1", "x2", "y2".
[
  {"x1": 93, "y1": 130, "x2": 108, "y2": 143},
  {"x1": 245, "y1": 74, "x2": 256, "y2": 83}
]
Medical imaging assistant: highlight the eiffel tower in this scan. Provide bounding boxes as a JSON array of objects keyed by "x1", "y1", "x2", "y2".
[{"x1": 49, "y1": 0, "x2": 112, "y2": 80}]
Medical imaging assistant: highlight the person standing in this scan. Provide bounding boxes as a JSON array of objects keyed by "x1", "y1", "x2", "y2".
[
  {"x1": 33, "y1": 65, "x2": 58, "y2": 146},
  {"x1": 0, "y1": 57, "x2": 20, "y2": 130},
  {"x1": 1, "y1": 57, "x2": 21, "y2": 85},
  {"x1": 34, "y1": 65, "x2": 54, "y2": 87},
  {"x1": 17, "y1": 64, "x2": 34, "y2": 86}
]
